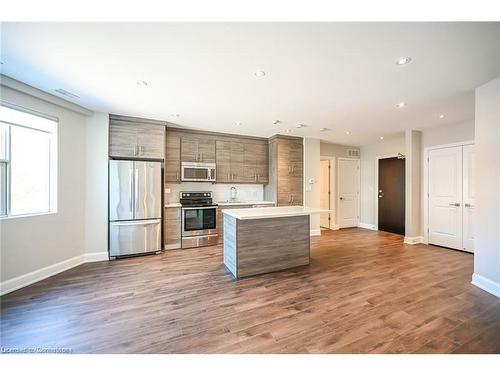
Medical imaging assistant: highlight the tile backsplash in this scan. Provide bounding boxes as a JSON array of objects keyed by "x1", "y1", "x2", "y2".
[{"x1": 165, "y1": 183, "x2": 265, "y2": 203}]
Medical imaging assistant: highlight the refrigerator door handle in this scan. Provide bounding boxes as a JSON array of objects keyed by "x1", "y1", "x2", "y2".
[
  {"x1": 134, "y1": 167, "x2": 139, "y2": 218},
  {"x1": 129, "y1": 171, "x2": 134, "y2": 214},
  {"x1": 112, "y1": 219, "x2": 161, "y2": 226}
]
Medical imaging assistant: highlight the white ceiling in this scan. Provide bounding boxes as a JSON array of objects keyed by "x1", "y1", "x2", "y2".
[{"x1": 1, "y1": 22, "x2": 499, "y2": 145}]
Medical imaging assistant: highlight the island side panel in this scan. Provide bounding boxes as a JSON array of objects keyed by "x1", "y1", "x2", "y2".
[
  {"x1": 223, "y1": 213, "x2": 238, "y2": 277},
  {"x1": 236, "y1": 215, "x2": 310, "y2": 278}
]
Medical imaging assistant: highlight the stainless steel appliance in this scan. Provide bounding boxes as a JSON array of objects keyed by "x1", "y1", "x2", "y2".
[
  {"x1": 180, "y1": 191, "x2": 219, "y2": 248},
  {"x1": 181, "y1": 162, "x2": 216, "y2": 182},
  {"x1": 109, "y1": 160, "x2": 162, "y2": 257}
]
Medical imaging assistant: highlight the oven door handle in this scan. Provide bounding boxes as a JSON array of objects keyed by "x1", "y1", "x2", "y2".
[{"x1": 182, "y1": 206, "x2": 217, "y2": 210}]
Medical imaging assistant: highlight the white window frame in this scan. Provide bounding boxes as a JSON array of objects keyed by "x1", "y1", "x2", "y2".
[{"x1": 0, "y1": 103, "x2": 58, "y2": 219}]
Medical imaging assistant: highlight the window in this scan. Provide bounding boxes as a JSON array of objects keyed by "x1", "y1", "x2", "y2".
[{"x1": 0, "y1": 104, "x2": 57, "y2": 218}]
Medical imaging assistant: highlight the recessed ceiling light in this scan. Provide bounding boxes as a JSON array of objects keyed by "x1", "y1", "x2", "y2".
[
  {"x1": 380, "y1": 136, "x2": 384, "y2": 140},
  {"x1": 137, "y1": 80, "x2": 148, "y2": 86},
  {"x1": 395, "y1": 102, "x2": 407, "y2": 108},
  {"x1": 345, "y1": 131, "x2": 351, "y2": 135},
  {"x1": 235, "y1": 122, "x2": 242, "y2": 126},
  {"x1": 319, "y1": 128, "x2": 329, "y2": 132},
  {"x1": 171, "y1": 114, "x2": 180, "y2": 118},
  {"x1": 273, "y1": 120, "x2": 281, "y2": 125},
  {"x1": 396, "y1": 57, "x2": 412, "y2": 66},
  {"x1": 54, "y1": 88, "x2": 80, "y2": 99},
  {"x1": 254, "y1": 71, "x2": 266, "y2": 77},
  {"x1": 296, "y1": 124, "x2": 307, "y2": 129},
  {"x1": 439, "y1": 114, "x2": 445, "y2": 119}
]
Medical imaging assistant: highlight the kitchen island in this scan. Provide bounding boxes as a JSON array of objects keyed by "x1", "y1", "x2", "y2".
[{"x1": 222, "y1": 206, "x2": 330, "y2": 278}]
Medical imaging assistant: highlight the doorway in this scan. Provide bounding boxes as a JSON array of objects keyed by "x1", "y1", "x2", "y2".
[
  {"x1": 320, "y1": 158, "x2": 335, "y2": 229},
  {"x1": 377, "y1": 157, "x2": 405, "y2": 235},
  {"x1": 338, "y1": 158, "x2": 360, "y2": 228}
]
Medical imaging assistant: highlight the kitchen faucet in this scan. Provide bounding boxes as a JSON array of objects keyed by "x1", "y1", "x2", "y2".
[{"x1": 230, "y1": 186, "x2": 237, "y2": 201}]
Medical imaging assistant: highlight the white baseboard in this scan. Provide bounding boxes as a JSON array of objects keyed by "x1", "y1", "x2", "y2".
[
  {"x1": 471, "y1": 273, "x2": 500, "y2": 298},
  {"x1": 404, "y1": 236, "x2": 424, "y2": 245},
  {"x1": 331, "y1": 224, "x2": 340, "y2": 230},
  {"x1": 85, "y1": 251, "x2": 109, "y2": 262},
  {"x1": 358, "y1": 222, "x2": 377, "y2": 231},
  {"x1": 1, "y1": 251, "x2": 109, "y2": 296},
  {"x1": 310, "y1": 229, "x2": 321, "y2": 236},
  {"x1": 0, "y1": 254, "x2": 85, "y2": 296}
]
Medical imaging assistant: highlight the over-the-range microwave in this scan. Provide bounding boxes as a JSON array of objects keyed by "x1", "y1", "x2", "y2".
[{"x1": 181, "y1": 162, "x2": 216, "y2": 182}]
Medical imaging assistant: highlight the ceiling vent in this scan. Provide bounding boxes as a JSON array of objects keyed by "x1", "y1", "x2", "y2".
[
  {"x1": 348, "y1": 149, "x2": 360, "y2": 157},
  {"x1": 54, "y1": 88, "x2": 80, "y2": 99}
]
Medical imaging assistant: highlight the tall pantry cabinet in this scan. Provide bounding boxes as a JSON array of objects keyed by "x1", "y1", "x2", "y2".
[{"x1": 265, "y1": 135, "x2": 304, "y2": 206}]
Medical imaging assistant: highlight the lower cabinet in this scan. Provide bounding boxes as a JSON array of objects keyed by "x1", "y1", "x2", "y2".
[
  {"x1": 217, "y1": 204, "x2": 275, "y2": 244},
  {"x1": 164, "y1": 207, "x2": 181, "y2": 250}
]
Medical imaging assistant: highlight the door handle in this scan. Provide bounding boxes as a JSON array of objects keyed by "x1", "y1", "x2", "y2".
[
  {"x1": 464, "y1": 203, "x2": 474, "y2": 208},
  {"x1": 339, "y1": 197, "x2": 344, "y2": 200},
  {"x1": 449, "y1": 203, "x2": 460, "y2": 207}
]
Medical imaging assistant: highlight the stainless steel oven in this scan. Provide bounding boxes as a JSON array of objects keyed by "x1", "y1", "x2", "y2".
[
  {"x1": 180, "y1": 192, "x2": 219, "y2": 248},
  {"x1": 181, "y1": 162, "x2": 216, "y2": 182}
]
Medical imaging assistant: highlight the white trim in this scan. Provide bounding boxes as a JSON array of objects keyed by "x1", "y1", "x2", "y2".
[
  {"x1": 358, "y1": 222, "x2": 377, "y2": 230},
  {"x1": 374, "y1": 153, "x2": 402, "y2": 230},
  {"x1": 404, "y1": 236, "x2": 424, "y2": 245},
  {"x1": 337, "y1": 157, "x2": 360, "y2": 228},
  {"x1": 471, "y1": 273, "x2": 500, "y2": 298},
  {"x1": 320, "y1": 156, "x2": 336, "y2": 230},
  {"x1": 0, "y1": 252, "x2": 109, "y2": 296},
  {"x1": 0, "y1": 74, "x2": 93, "y2": 116},
  {"x1": 1, "y1": 254, "x2": 84, "y2": 296},
  {"x1": 310, "y1": 229, "x2": 321, "y2": 236},
  {"x1": 84, "y1": 252, "x2": 109, "y2": 262},
  {"x1": 423, "y1": 140, "x2": 474, "y2": 244}
]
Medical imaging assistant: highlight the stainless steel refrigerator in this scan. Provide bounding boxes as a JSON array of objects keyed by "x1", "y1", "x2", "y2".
[{"x1": 109, "y1": 160, "x2": 162, "y2": 257}]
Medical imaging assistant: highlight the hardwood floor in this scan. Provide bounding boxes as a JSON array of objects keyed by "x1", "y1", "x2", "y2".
[{"x1": 1, "y1": 228, "x2": 499, "y2": 354}]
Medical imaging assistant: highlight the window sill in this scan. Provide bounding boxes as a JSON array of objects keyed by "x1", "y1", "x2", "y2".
[{"x1": 0, "y1": 211, "x2": 57, "y2": 221}]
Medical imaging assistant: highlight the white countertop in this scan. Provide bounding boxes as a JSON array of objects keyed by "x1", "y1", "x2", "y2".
[
  {"x1": 222, "y1": 206, "x2": 331, "y2": 220},
  {"x1": 164, "y1": 203, "x2": 182, "y2": 208},
  {"x1": 216, "y1": 200, "x2": 275, "y2": 206}
]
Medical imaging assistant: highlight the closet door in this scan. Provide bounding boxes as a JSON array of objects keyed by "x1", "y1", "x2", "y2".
[
  {"x1": 428, "y1": 146, "x2": 463, "y2": 250},
  {"x1": 462, "y1": 145, "x2": 475, "y2": 252}
]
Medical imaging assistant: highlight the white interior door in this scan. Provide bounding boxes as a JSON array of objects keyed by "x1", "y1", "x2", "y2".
[
  {"x1": 320, "y1": 160, "x2": 330, "y2": 228},
  {"x1": 338, "y1": 158, "x2": 359, "y2": 228},
  {"x1": 462, "y1": 145, "x2": 475, "y2": 252},
  {"x1": 428, "y1": 146, "x2": 463, "y2": 250}
]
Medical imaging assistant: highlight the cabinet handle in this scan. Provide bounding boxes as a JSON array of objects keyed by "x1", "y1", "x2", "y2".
[
  {"x1": 288, "y1": 165, "x2": 291, "y2": 174},
  {"x1": 292, "y1": 165, "x2": 295, "y2": 174},
  {"x1": 134, "y1": 144, "x2": 138, "y2": 156},
  {"x1": 449, "y1": 203, "x2": 460, "y2": 207},
  {"x1": 176, "y1": 171, "x2": 179, "y2": 181},
  {"x1": 141, "y1": 145, "x2": 145, "y2": 154},
  {"x1": 291, "y1": 194, "x2": 294, "y2": 205},
  {"x1": 200, "y1": 152, "x2": 203, "y2": 162}
]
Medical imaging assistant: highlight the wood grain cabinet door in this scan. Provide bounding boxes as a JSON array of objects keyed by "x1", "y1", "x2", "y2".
[
  {"x1": 254, "y1": 142, "x2": 269, "y2": 184},
  {"x1": 136, "y1": 124, "x2": 165, "y2": 159},
  {"x1": 243, "y1": 143, "x2": 258, "y2": 183},
  {"x1": 164, "y1": 208, "x2": 181, "y2": 249},
  {"x1": 230, "y1": 142, "x2": 245, "y2": 182},
  {"x1": 198, "y1": 139, "x2": 216, "y2": 163},
  {"x1": 216, "y1": 140, "x2": 232, "y2": 182},
  {"x1": 109, "y1": 122, "x2": 138, "y2": 157},
  {"x1": 165, "y1": 133, "x2": 181, "y2": 183},
  {"x1": 181, "y1": 136, "x2": 199, "y2": 162}
]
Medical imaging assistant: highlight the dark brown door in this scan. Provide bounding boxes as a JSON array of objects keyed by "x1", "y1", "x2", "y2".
[{"x1": 378, "y1": 157, "x2": 405, "y2": 235}]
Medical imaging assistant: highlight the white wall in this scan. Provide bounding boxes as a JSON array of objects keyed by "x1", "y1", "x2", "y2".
[
  {"x1": 359, "y1": 134, "x2": 406, "y2": 227},
  {"x1": 304, "y1": 138, "x2": 321, "y2": 234},
  {"x1": 84, "y1": 113, "x2": 109, "y2": 257},
  {"x1": 0, "y1": 85, "x2": 88, "y2": 282},
  {"x1": 472, "y1": 76, "x2": 500, "y2": 298},
  {"x1": 405, "y1": 130, "x2": 422, "y2": 239},
  {"x1": 421, "y1": 120, "x2": 475, "y2": 148}
]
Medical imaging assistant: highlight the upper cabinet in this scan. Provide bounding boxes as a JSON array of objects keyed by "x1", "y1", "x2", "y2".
[
  {"x1": 165, "y1": 132, "x2": 181, "y2": 183},
  {"x1": 181, "y1": 136, "x2": 216, "y2": 163},
  {"x1": 165, "y1": 128, "x2": 269, "y2": 184},
  {"x1": 265, "y1": 135, "x2": 303, "y2": 206},
  {"x1": 109, "y1": 115, "x2": 165, "y2": 159},
  {"x1": 216, "y1": 139, "x2": 268, "y2": 184}
]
